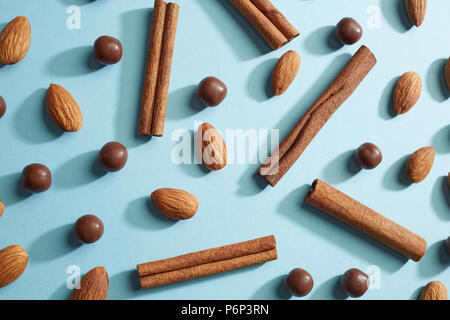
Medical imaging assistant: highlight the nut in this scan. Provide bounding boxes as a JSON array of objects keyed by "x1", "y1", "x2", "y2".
[
  {"x1": 271, "y1": 50, "x2": 301, "y2": 96},
  {"x1": 70, "y1": 266, "x2": 108, "y2": 300},
  {"x1": 46, "y1": 84, "x2": 83, "y2": 132},
  {"x1": 0, "y1": 200, "x2": 4, "y2": 218},
  {"x1": 405, "y1": 0, "x2": 427, "y2": 27},
  {"x1": 151, "y1": 188, "x2": 199, "y2": 220},
  {"x1": 198, "y1": 123, "x2": 227, "y2": 171},
  {"x1": 419, "y1": 281, "x2": 447, "y2": 300},
  {"x1": 406, "y1": 146, "x2": 435, "y2": 183},
  {"x1": 393, "y1": 71, "x2": 422, "y2": 114},
  {"x1": 0, "y1": 244, "x2": 29, "y2": 288},
  {"x1": 0, "y1": 16, "x2": 31, "y2": 64}
]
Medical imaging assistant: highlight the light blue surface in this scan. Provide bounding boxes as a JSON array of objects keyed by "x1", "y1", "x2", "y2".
[{"x1": 0, "y1": 0, "x2": 449, "y2": 300}]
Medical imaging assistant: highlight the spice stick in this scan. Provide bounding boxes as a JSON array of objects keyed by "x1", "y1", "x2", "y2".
[
  {"x1": 227, "y1": 0, "x2": 298, "y2": 50},
  {"x1": 305, "y1": 179, "x2": 427, "y2": 261},
  {"x1": 140, "y1": 249, "x2": 277, "y2": 289},
  {"x1": 137, "y1": 235, "x2": 277, "y2": 288},
  {"x1": 250, "y1": 0, "x2": 299, "y2": 41},
  {"x1": 258, "y1": 45, "x2": 377, "y2": 186},
  {"x1": 137, "y1": 235, "x2": 275, "y2": 277},
  {"x1": 138, "y1": 0, "x2": 167, "y2": 136},
  {"x1": 151, "y1": 2, "x2": 179, "y2": 136},
  {"x1": 138, "y1": 0, "x2": 179, "y2": 137}
]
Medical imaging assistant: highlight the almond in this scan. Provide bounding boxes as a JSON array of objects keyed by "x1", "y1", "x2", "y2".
[
  {"x1": 405, "y1": 0, "x2": 427, "y2": 27},
  {"x1": 0, "y1": 16, "x2": 31, "y2": 65},
  {"x1": 445, "y1": 57, "x2": 450, "y2": 90},
  {"x1": 0, "y1": 200, "x2": 4, "y2": 218},
  {"x1": 198, "y1": 123, "x2": 227, "y2": 171},
  {"x1": 46, "y1": 84, "x2": 83, "y2": 132},
  {"x1": 271, "y1": 50, "x2": 301, "y2": 96},
  {"x1": 406, "y1": 146, "x2": 435, "y2": 183},
  {"x1": 0, "y1": 244, "x2": 29, "y2": 288},
  {"x1": 393, "y1": 71, "x2": 422, "y2": 114},
  {"x1": 151, "y1": 188, "x2": 199, "y2": 220},
  {"x1": 70, "y1": 266, "x2": 108, "y2": 300},
  {"x1": 419, "y1": 281, "x2": 447, "y2": 300}
]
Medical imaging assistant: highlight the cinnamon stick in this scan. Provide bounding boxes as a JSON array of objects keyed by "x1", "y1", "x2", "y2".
[
  {"x1": 305, "y1": 179, "x2": 427, "y2": 261},
  {"x1": 138, "y1": 0, "x2": 179, "y2": 137},
  {"x1": 137, "y1": 235, "x2": 277, "y2": 288},
  {"x1": 258, "y1": 45, "x2": 377, "y2": 186},
  {"x1": 228, "y1": 0, "x2": 299, "y2": 50}
]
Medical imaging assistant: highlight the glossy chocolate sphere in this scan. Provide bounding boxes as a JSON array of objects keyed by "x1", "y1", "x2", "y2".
[
  {"x1": 0, "y1": 96, "x2": 6, "y2": 118},
  {"x1": 22, "y1": 163, "x2": 52, "y2": 193},
  {"x1": 355, "y1": 143, "x2": 382, "y2": 169},
  {"x1": 340, "y1": 268, "x2": 370, "y2": 298},
  {"x1": 93, "y1": 36, "x2": 123, "y2": 65},
  {"x1": 74, "y1": 214, "x2": 104, "y2": 244},
  {"x1": 336, "y1": 18, "x2": 363, "y2": 45},
  {"x1": 99, "y1": 142, "x2": 128, "y2": 172},
  {"x1": 284, "y1": 268, "x2": 314, "y2": 297},
  {"x1": 197, "y1": 77, "x2": 227, "y2": 107}
]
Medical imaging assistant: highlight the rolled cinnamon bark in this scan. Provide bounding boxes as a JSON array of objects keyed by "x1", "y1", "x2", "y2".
[
  {"x1": 228, "y1": 0, "x2": 299, "y2": 50},
  {"x1": 137, "y1": 235, "x2": 277, "y2": 288},
  {"x1": 139, "y1": 249, "x2": 277, "y2": 289},
  {"x1": 138, "y1": 0, "x2": 179, "y2": 137},
  {"x1": 258, "y1": 45, "x2": 377, "y2": 186},
  {"x1": 305, "y1": 179, "x2": 427, "y2": 261}
]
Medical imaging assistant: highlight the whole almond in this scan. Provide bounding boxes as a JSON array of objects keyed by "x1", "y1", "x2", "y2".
[
  {"x1": 70, "y1": 266, "x2": 108, "y2": 300},
  {"x1": 198, "y1": 123, "x2": 227, "y2": 171},
  {"x1": 272, "y1": 50, "x2": 301, "y2": 96},
  {"x1": 0, "y1": 16, "x2": 31, "y2": 65},
  {"x1": 0, "y1": 245, "x2": 29, "y2": 288},
  {"x1": 419, "y1": 281, "x2": 447, "y2": 300},
  {"x1": 151, "y1": 188, "x2": 199, "y2": 220},
  {"x1": 393, "y1": 71, "x2": 422, "y2": 114},
  {"x1": 0, "y1": 200, "x2": 4, "y2": 217},
  {"x1": 405, "y1": 0, "x2": 427, "y2": 27},
  {"x1": 406, "y1": 146, "x2": 435, "y2": 183},
  {"x1": 46, "y1": 84, "x2": 83, "y2": 132},
  {"x1": 445, "y1": 57, "x2": 450, "y2": 90}
]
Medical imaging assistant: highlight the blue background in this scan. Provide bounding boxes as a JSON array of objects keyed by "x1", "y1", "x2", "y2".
[{"x1": 0, "y1": 0, "x2": 449, "y2": 300}]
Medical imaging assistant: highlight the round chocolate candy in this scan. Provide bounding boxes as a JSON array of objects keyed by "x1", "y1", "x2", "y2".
[
  {"x1": 74, "y1": 214, "x2": 104, "y2": 244},
  {"x1": 93, "y1": 36, "x2": 123, "y2": 65},
  {"x1": 0, "y1": 96, "x2": 6, "y2": 118},
  {"x1": 446, "y1": 236, "x2": 450, "y2": 256},
  {"x1": 355, "y1": 142, "x2": 382, "y2": 169},
  {"x1": 22, "y1": 163, "x2": 52, "y2": 193},
  {"x1": 284, "y1": 268, "x2": 314, "y2": 297},
  {"x1": 340, "y1": 268, "x2": 370, "y2": 298},
  {"x1": 335, "y1": 18, "x2": 363, "y2": 45},
  {"x1": 99, "y1": 142, "x2": 128, "y2": 172},
  {"x1": 197, "y1": 77, "x2": 227, "y2": 107}
]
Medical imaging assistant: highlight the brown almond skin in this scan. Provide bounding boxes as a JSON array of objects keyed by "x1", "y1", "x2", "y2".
[
  {"x1": 0, "y1": 245, "x2": 29, "y2": 288},
  {"x1": 272, "y1": 50, "x2": 301, "y2": 96},
  {"x1": 46, "y1": 84, "x2": 83, "y2": 132},
  {"x1": 445, "y1": 57, "x2": 450, "y2": 90},
  {"x1": 406, "y1": 146, "x2": 435, "y2": 183},
  {"x1": 419, "y1": 281, "x2": 447, "y2": 300},
  {"x1": 198, "y1": 123, "x2": 227, "y2": 171},
  {"x1": 0, "y1": 200, "x2": 4, "y2": 218},
  {"x1": 394, "y1": 72, "x2": 422, "y2": 114},
  {"x1": 70, "y1": 266, "x2": 108, "y2": 300},
  {"x1": 0, "y1": 16, "x2": 31, "y2": 65},
  {"x1": 151, "y1": 188, "x2": 199, "y2": 220},
  {"x1": 405, "y1": 0, "x2": 427, "y2": 27}
]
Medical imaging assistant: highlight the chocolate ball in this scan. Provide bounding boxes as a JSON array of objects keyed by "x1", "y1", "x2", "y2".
[
  {"x1": 0, "y1": 96, "x2": 6, "y2": 118},
  {"x1": 93, "y1": 36, "x2": 123, "y2": 65},
  {"x1": 335, "y1": 18, "x2": 363, "y2": 45},
  {"x1": 197, "y1": 77, "x2": 227, "y2": 107},
  {"x1": 340, "y1": 268, "x2": 370, "y2": 298},
  {"x1": 74, "y1": 214, "x2": 104, "y2": 244},
  {"x1": 22, "y1": 163, "x2": 52, "y2": 193},
  {"x1": 355, "y1": 143, "x2": 382, "y2": 169},
  {"x1": 446, "y1": 236, "x2": 450, "y2": 256},
  {"x1": 284, "y1": 268, "x2": 314, "y2": 297},
  {"x1": 99, "y1": 142, "x2": 128, "y2": 172}
]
